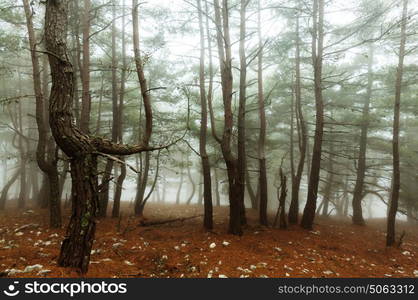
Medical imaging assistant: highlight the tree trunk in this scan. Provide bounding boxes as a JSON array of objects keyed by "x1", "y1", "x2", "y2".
[
  {"x1": 352, "y1": 45, "x2": 374, "y2": 225},
  {"x1": 79, "y1": 0, "x2": 91, "y2": 133},
  {"x1": 246, "y1": 167, "x2": 257, "y2": 209},
  {"x1": 213, "y1": 0, "x2": 242, "y2": 235},
  {"x1": 235, "y1": 0, "x2": 248, "y2": 226},
  {"x1": 321, "y1": 153, "x2": 334, "y2": 217},
  {"x1": 99, "y1": 1, "x2": 119, "y2": 217},
  {"x1": 197, "y1": 170, "x2": 203, "y2": 206},
  {"x1": 301, "y1": 0, "x2": 324, "y2": 230},
  {"x1": 186, "y1": 158, "x2": 196, "y2": 205},
  {"x1": 289, "y1": 9, "x2": 307, "y2": 225},
  {"x1": 58, "y1": 155, "x2": 98, "y2": 273},
  {"x1": 213, "y1": 168, "x2": 221, "y2": 207},
  {"x1": 257, "y1": 0, "x2": 268, "y2": 226},
  {"x1": 45, "y1": 0, "x2": 154, "y2": 273},
  {"x1": 113, "y1": 0, "x2": 127, "y2": 218},
  {"x1": 135, "y1": 152, "x2": 150, "y2": 215},
  {"x1": 0, "y1": 170, "x2": 20, "y2": 210},
  {"x1": 387, "y1": 0, "x2": 408, "y2": 247},
  {"x1": 197, "y1": 0, "x2": 213, "y2": 230},
  {"x1": 176, "y1": 167, "x2": 184, "y2": 205}
]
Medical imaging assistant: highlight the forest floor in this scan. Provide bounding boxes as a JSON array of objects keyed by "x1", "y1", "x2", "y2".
[{"x1": 0, "y1": 203, "x2": 417, "y2": 278}]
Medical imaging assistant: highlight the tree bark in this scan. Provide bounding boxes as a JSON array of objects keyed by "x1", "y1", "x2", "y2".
[
  {"x1": 186, "y1": 158, "x2": 196, "y2": 205},
  {"x1": 23, "y1": 0, "x2": 61, "y2": 227},
  {"x1": 135, "y1": 152, "x2": 150, "y2": 215},
  {"x1": 352, "y1": 45, "x2": 374, "y2": 225},
  {"x1": 98, "y1": 1, "x2": 119, "y2": 217},
  {"x1": 197, "y1": 0, "x2": 213, "y2": 230},
  {"x1": 176, "y1": 164, "x2": 184, "y2": 205},
  {"x1": 44, "y1": 0, "x2": 155, "y2": 273},
  {"x1": 288, "y1": 8, "x2": 307, "y2": 225},
  {"x1": 387, "y1": 0, "x2": 408, "y2": 247},
  {"x1": 213, "y1": 0, "x2": 242, "y2": 235},
  {"x1": 113, "y1": 0, "x2": 127, "y2": 218},
  {"x1": 257, "y1": 0, "x2": 268, "y2": 226},
  {"x1": 301, "y1": 0, "x2": 325, "y2": 230},
  {"x1": 80, "y1": 0, "x2": 91, "y2": 133},
  {"x1": 0, "y1": 170, "x2": 20, "y2": 210}
]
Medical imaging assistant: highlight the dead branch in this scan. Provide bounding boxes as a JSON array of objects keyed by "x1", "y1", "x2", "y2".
[{"x1": 138, "y1": 215, "x2": 203, "y2": 227}]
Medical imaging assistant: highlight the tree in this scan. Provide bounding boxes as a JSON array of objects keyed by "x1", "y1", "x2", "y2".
[
  {"x1": 352, "y1": 45, "x2": 374, "y2": 226},
  {"x1": 288, "y1": 3, "x2": 307, "y2": 225},
  {"x1": 113, "y1": 0, "x2": 128, "y2": 218},
  {"x1": 22, "y1": 0, "x2": 61, "y2": 228},
  {"x1": 197, "y1": 0, "x2": 213, "y2": 230},
  {"x1": 256, "y1": 0, "x2": 269, "y2": 226},
  {"x1": 44, "y1": 0, "x2": 157, "y2": 273},
  {"x1": 80, "y1": 0, "x2": 91, "y2": 133},
  {"x1": 387, "y1": 0, "x2": 408, "y2": 247},
  {"x1": 212, "y1": 0, "x2": 242, "y2": 235},
  {"x1": 301, "y1": 0, "x2": 325, "y2": 230}
]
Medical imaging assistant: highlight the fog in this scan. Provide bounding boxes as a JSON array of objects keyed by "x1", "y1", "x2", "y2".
[{"x1": 1, "y1": 0, "x2": 418, "y2": 228}]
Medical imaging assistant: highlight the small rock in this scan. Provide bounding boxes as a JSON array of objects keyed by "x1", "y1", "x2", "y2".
[
  {"x1": 323, "y1": 270, "x2": 333, "y2": 275},
  {"x1": 209, "y1": 243, "x2": 216, "y2": 249},
  {"x1": 37, "y1": 269, "x2": 51, "y2": 276},
  {"x1": 402, "y1": 251, "x2": 410, "y2": 256},
  {"x1": 5, "y1": 268, "x2": 23, "y2": 276},
  {"x1": 15, "y1": 232, "x2": 23, "y2": 236},
  {"x1": 24, "y1": 264, "x2": 43, "y2": 273},
  {"x1": 275, "y1": 247, "x2": 282, "y2": 252},
  {"x1": 218, "y1": 274, "x2": 228, "y2": 278},
  {"x1": 237, "y1": 267, "x2": 252, "y2": 273},
  {"x1": 284, "y1": 265, "x2": 293, "y2": 271},
  {"x1": 112, "y1": 243, "x2": 123, "y2": 249},
  {"x1": 222, "y1": 241, "x2": 230, "y2": 246},
  {"x1": 413, "y1": 270, "x2": 418, "y2": 277},
  {"x1": 124, "y1": 260, "x2": 135, "y2": 266}
]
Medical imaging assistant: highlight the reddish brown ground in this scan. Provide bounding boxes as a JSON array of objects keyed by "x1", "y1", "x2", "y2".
[{"x1": 0, "y1": 203, "x2": 417, "y2": 278}]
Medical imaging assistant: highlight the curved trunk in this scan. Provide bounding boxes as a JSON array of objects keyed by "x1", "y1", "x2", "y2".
[
  {"x1": 186, "y1": 160, "x2": 196, "y2": 205},
  {"x1": 45, "y1": 0, "x2": 154, "y2": 273},
  {"x1": 176, "y1": 168, "x2": 184, "y2": 205},
  {"x1": 0, "y1": 170, "x2": 20, "y2": 210}
]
